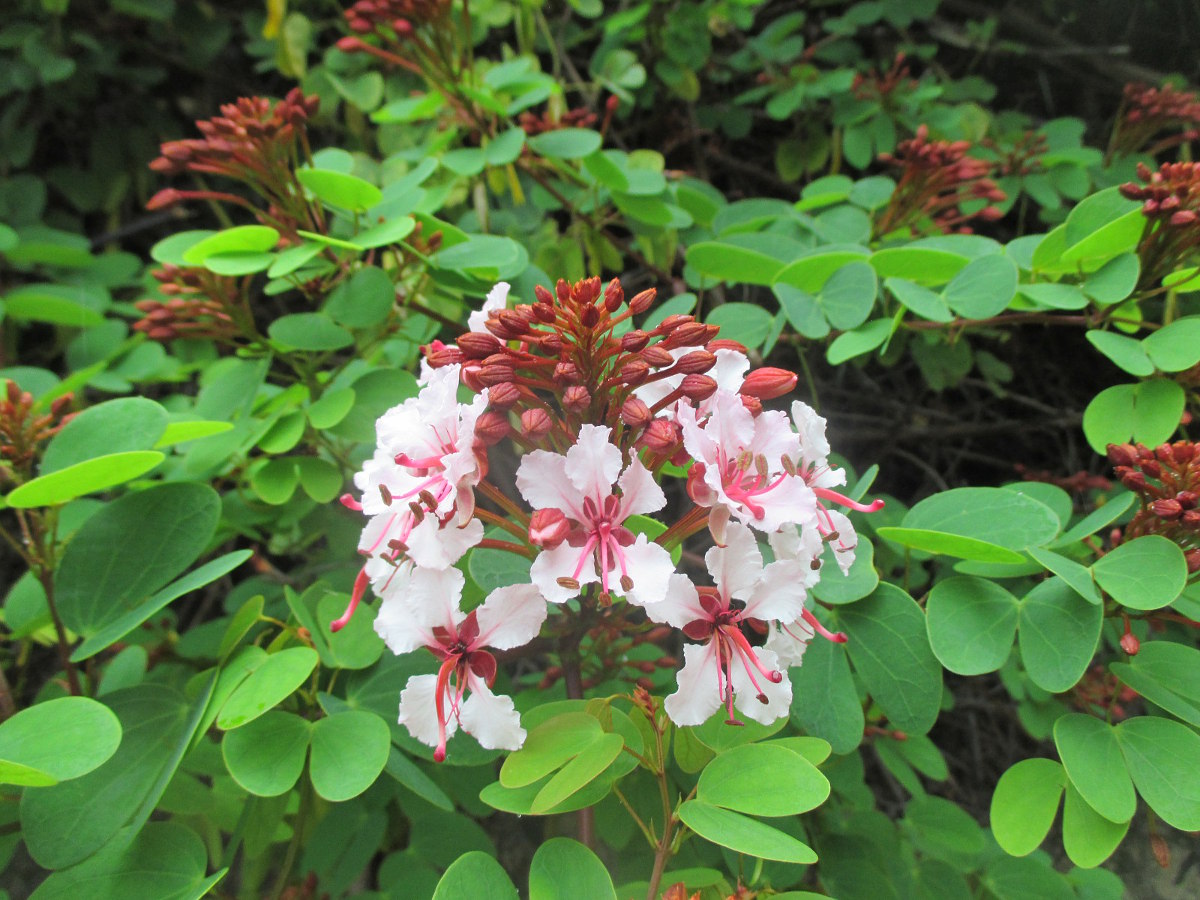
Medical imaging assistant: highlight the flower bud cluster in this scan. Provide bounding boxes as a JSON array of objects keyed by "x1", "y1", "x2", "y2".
[
  {"x1": 875, "y1": 125, "x2": 1006, "y2": 237},
  {"x1": 343, "y1": 0, "x2": 449, "y2": 35},
  {"x1": 134, "y1": 265, "x2": 242, "y2": 343},
  {"x1": 0, "y1": 381, "x2": 75, "y2": 482},
  {"x1": 1118, "y1": 161, "x2": 1200, "y2": 288},
  {"x1": 1108, "y1": 441, "x2": 1200, "y2": 571},
  {"x1": 517, "y1": 106, "x2": 598, "y2": 136},
  {"x1": 1111, "y1": 82, "x2": 1200, "y2": 158},
  {"x1": 851, "y1": 54, "x2": 918, "y2": 105}
]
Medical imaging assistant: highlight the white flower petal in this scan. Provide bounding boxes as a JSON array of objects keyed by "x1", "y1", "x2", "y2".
[
  {"x1": 730, "y1": 647, "x2": 791, "y2": 725},
  {"x1": 460, "y1": 674, "x2": 526, "y2": 751},
  {"x1": 616, "y1": 457, "x2": 667, "y2": 518},
  {"x1": 468, "y1": 282, "x2": 509, "y2": 334},
  {"x1": 743, "y1": 559, "x2": 811, "y2": 623},
  {"x1": 405, "y1": 566, "x2": 467, "y2": 633},
  {"x1": 703, "y1": 523, "x2": 763, "y2": 602},
  {"x1": 516, "y1": 449, "x2": 584, "y2": 516},
  {"x1": 405, "y1": 516, "x2": 483, "y2": 570},
  {"x1": 565, "y1": 424, "x2": 622, "y2": 501},
  {"x1": 530, "y1": 542, "x2": 597, "y2": 604},
  {"x1": 664, "y1": 642, "x2": 722, "y2": 727},
  {"x1": 620, "y1": 536, "x2": 676, "y2": 607},
  {"x1": 373, "y1": 590, "x2": 431, "y2": 655},
  {"x1": 640, "y1": 574, "x2": 706, "y2": 628},
  {"x1": 765, "y1": 619, "x2": 814, "y2": 669},
  {"x1": 475, "y1": 583, "x2": 548, "y2": 650},
  {"x1": 397, "y1": 674, "x2": 456, "y2": 748}
]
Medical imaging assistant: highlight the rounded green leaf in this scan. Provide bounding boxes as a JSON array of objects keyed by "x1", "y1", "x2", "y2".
[
  {"x1": 903, "y1": 487, "x2": 1060, "y2": 551},
  {"x1": 677, "y1": 800, "x2": 817, "y2": 864},
  {"x1": 876, "y1": 527, "x2": 1026, "y2": 563},
  {"x1": 218, "y1": 647, "x2": 320, "y2": 730},
  {"x1": 990, "y1": 758, "x2": 1066, "y2": 856},
  {"x1": 1081, "y1": 383, "x2": 1136, "y2": 453},
  {"x1": 499, "y1": 712, "x2": 601, "y2": 788},
  {"x1": 55, "y1": 482, "x2": 221, "y2": 636},
  {"x1": 1132, "y1": 378, "x2": 1186, "y2": 446},
  {"x1": 531, "y1": 731, "x2": 623, "y2": 814},
  {"x1": 904, "y1": 795, "x2": 986, "y2": 857},
  {"x1": 527, "y1": 128, "x2": 602, "y2": 159},
  {"x1": 926, "y1": 576, "x2": 1018, "y2": 675},
  {"x1": 0, "y1": 697, "x2": 121, "y2": 786},
  {"x1": 886, "y1": 277, "x2": 953, "y2": 322},
  {"x1": 528, "y1": 838, "x2": 617, "y2": 900},
  {"x1": 870, "y1": 247, "x2": 968, "y2": 285},
  {"x1": 251, "y1": 457, "x2": 299, "y2": 505},
  {"x1": 812, "y1": 538, "x2": 878, "y2": 604},
  {"x1": 1109, "y1": 641, "x2": 1200, "y2": 728},
  {"x1": 296, "y1": 168, "x2": 383, "y2": 210},
  {"x1": 41, "y1": 398, "x2": 168, "y2": 473},
  {"x1": 295, "y1": 456, "x2": 344, "y2": 503},
  {"x1": 268, "y1": 313, "x2": 354, "y2": 351},
  {"x1": 942, "y1": 255, "x2": 1018, "y2": 318},
  {"x1": 982, "y1": 855, "x2": 1075, "y2": 900},
  {"x1": 827, "y1": 318, "x2": 892, "y2": 365},
  {"x1": 1027, "y1": 547, "x2": 1101, "y2": 605},
  {"x1": 309, "y1": 710, "x2": 391, "y2": 801},
  {"x1": 819, "y1": 261, "x2": 877, "y2": 330},
  {"x1": 432, "y1": 851, "x2": 518, "y2": 900},
  {"x1": 788, "y1": 637, "x2": 863, "y2": 755},
  {"x1": 1062, "y1": 783, "x2": 1129, "y2": 869},
  {"x1": 1018, "y1": 576, "x2": 1102, "y2": 693},
  {"x1": 1083, "y1": 253, "x2": 1139, "y2": 305},
  {"x1": 1144, "y1": 317, "x2": 1200, "y2": 372},
  {"x1": 686, "y1": 241, "x2": 786, "y2": 286},
  {"x1": 1092, "y1": 535, "x2": 1187, "y2": 610},
  {"x1": 1053, "y1": 714, "x2": 1135, "y2": 823},
  {"x1": 324, "y1": 266, "x2": 395, "y2": 328},
  {"x1": 1086, "y1": 331, "x2": 1154, "y2": 377},
  {"x1": 5, "y1": 450, "x2": 164, "y2": 508},
  {"x1": 1115, "y1": 716, "x2": 1200, "y2": 830},
  {"x1": 706, "y1": 303, "x2": 774, "y2": 348},
  {"x1": 182, "y1": 225, "x2": 279, "y2": 264},
  {"x1": 775, "y1": 250, "x2": 872, "y2": 294},
  {"x1": 222, "y1": 711, "x2": 311, "y2": 797},
  {"x1": 697, "y1": 744, "x2": 829, "y2": 817},
  {"x1": 356, "y1": 216, "x2": 416, "y2": 249}
]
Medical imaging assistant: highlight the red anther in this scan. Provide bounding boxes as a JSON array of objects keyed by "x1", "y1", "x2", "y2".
[
  {"x1": 679, "y1": 374, "x2": 718, "y2": 401},
  {"x1": 739, "y1": 366, "x2": 798, "y2": 400},
  {"x1": 520, "y1": 408, "x2": 552, "y2": 440},
  {"x1": 673, "y1": 350, "x2": 716, "y2": 374},
  {"x1": 563, "y1": 385, "x2": 591, "y2": 410},
  {"x1": 628, "y1": 288, "x2": 656, "y2": 314},
  {"x1": 529, "y1": 508, "x2": 570, "y2": 548},
  {"x1": 620, "y1": 396, "x2": 652, "y2": 428}
]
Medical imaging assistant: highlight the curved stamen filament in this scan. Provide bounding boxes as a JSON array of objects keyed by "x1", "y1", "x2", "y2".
[
  {"x1": 813, "y1": 486, "x2": 885, "y2": 513},
  {"x1": 330, "y1": 567, "x2": 370, "y2": 633},
  {"x1": 801, "y1": 608, "x2": 847, "y2": 643}
]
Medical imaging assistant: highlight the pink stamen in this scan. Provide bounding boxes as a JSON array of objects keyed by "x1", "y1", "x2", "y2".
[
  {"x1": 572, "y1": 534, "x2": 600, "y2": 581},
  {"x1": 801, "y1": 607, "x2": 847, "y2": 643},
  {"x1": 813, "y1": 487, "x2": 885, "y2": 513},
  {"x1": 432, "y1": 655, "x2": 458, "y2": 763},
  {"x1": 339, "y1": 493, "x2": 363, "y2": 511},
  {"x1": 726, "y1": 627, "x2": 785, "y2": 684},
  {"x1": 396, "y1": 452, "x2": 444, "y2": 469},
  {"x1": 330, "y1": 568, "x2": 370, "y2": 632}
]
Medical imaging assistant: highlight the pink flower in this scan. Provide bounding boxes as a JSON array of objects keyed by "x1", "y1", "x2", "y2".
[
  {"x1": 634, "y1": 346, "x2": 749, "y2": 416},
  {"x1": 515, "y1": 424, "x2": 675, "y2": 606},
  {"x1": 680, "y1": 390, "x2": 817, "y2": 542},
  {"x1": 375, "y1": 567, "x2": 547, "y2": 761},
  {"x1": 641, "y1": 524, "x2": 812, "y2": 726}
]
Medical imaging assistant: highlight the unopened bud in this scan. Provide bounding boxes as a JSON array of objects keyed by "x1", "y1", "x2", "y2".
[
  {"x1": 487, "y1": 381, "x2": 520, "y2": 410},
  {"x1": 740, "y1": 395, "x2": 763, "y2": 416},
  {"x1": 679, "y1": 374, "x2": 717, "y2": 401},
  {"x1": 1186, "y1": 549, "x2": 1200, "y2": 573},
  {"x1": 620, "y1": 360, "x2": 651, "y2": 385},
  {"x1": 474, "y1": 410, "x2": 510, "y2": 446},
  {"x1": 663, "y1": 322, "x2": 709, "y2": 348},
  {"x1": 457, "y1": 331, "x2": 502, "y2": 358},
  {"x1": 553, "y1": 361, "x2": 580, "y2": 383},
  {"x1": 1120, "y1": 630, "x2": 1140, "y2": 655},
  {"x1": 1152, "y1": 833, "x2": 1170, "y2": 869},
  {"x1": 640, "y1": 418, "x2": 679, "y2": 453},
  {"x1": 621, "y1": 397, "x2": 652, "y2": 428},
  {"x1": 521, "y1": 408, "x2": 552, "y2": 440},
  {"x1": 336, "y1": 35, "x2": 364, "y2": 52},
  {"x1": 628, "y1": 288, "x2": 655, "y2": 314},
  {"x1": 1107, "y1": 443, "x2": 1138, "y2": 467},
  {"x1": 640, "y1": 346, "x2": 674, "y2": 368},
  {"x1": 740, "y1": 367, "x2": 799, "y2": 400},
  {"x1": 673, "y1": 350, "x2": 716, "y2": 374},
  {"x1": 1151, "y1": 498, "x2": 1183, "y2": 519},
  {"x1": 621, "y1": 330, "x2": 649, "y2": 352},
  {"x1": 604, "y1": 278, "x2": 624, "y2": 312},
  {"x1": 580, "y1": 304, "x2": 601, "y2": 328},
  {"x1": 533, "y1": 302, "x2": 556, "y2": 323},
  {"x1": 563, "y1": 385, "x2": 591, "y2": 410},
  {"x1": 530, "y1": 508, "x2": 570, "y2": 548}
]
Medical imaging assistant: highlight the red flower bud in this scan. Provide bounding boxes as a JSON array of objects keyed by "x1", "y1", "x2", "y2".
[
  {"x1": 563, "y1": 385, "x2": 591, "y2": 410},
  {"x1": 457, "y1": 331, "x2": 502, "y2": 358},
  {"x1": 603, "y1": 278, "x2": 624, "y2": 312},
  {"x1": 474, "y1": 411, "x2": 510, "y2": 446},
  {"x1": 740, "y1": 367, "x2": 798, "y2": 400},
  {"x1": 529, "y1": 508, "x2": 570, "y2": 548},
  {"x1": 521, "y1": 408, "x2": 552, "y2": 440},
  {"x1": 640, "y1": 418, "x2": 679, "y2": 453},
  {"x1": 1106, "y1": 443, "x2": 1138, "y2": 467},
  {"x1": 1120, "y1": 630, "x2": 1140, "y2": 655},
  {"x1": 673, "y1": 350, "x2": 716, "y2": 375},
  {"x1": 628, "y1": 288, "x2": 656, "y2": 315},
  {"x1": 1151, "y1": 498, "x2": 1183, "y2": 519},
  {"x1": 486, "y1": 381, "x2": 520, "y2": 410},
  {"x1": 679, "y1": 374, "x2": 718, "y2": 401}
]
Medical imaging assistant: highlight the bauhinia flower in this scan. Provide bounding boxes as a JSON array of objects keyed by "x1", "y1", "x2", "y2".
[
  {"x1": 763, "y1": 527, "x2": 847, "y2": 667},
  {"x1": 375, "y1": 566, "x2": 547, "y2": 761},
  {"x1": 515, "y1": 423, "x2": 675, "y2": 606},
  {"x1": 680, "y1": 389, "x2": 818, "y2": 543},
  {"x1": 468, "y1": 281, "x2": 509, "y2": 334},
  {"x1": 641, "y1": 523, "x2": 813, "y2": 726},
  {"x1": 787, "y1": 400, "x2": 884, "y2": 573},
  {"x1": 333, "y1": 363, "x2": 487, "y2": 630}
]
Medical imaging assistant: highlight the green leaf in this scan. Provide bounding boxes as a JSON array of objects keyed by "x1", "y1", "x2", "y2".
[
  {"x1": 926, "y1": 576, "x2": 1018, "y2": 675},
  {"x1": 384, "y1": 747, "x2": 453, "y2": 810},
  {"x1": 71, "y1": 549, "x2": 253, "y2": 662},
  {"x1": 222, "y1": 711, "x2": 311, "y2": 797},
  {"x1": 1059, "y1": 188, "x2": 1144, "y2": 267},
  {"x1": 1053, "y1": 714, "x2": 1135, "y2": 823},
  {"x1": 155, "y1": 420, "x2": 234, "y2": 447},
  {"x1": 870, "y1": 247, "x2": 968, "y2": 285},
  {"x1": 55, "y1": 483, "x2": 220, "y2": 636},
  {"x1": 41, "y1": 398, "x2": 168, "y2": 473},
  {"x1": 218, "y1": 647, "x2": 320, "y2": 730},
  {"x1": 812, "y1": 538, "x2": 878, "y2": 604},
  {"x1": 886, "y1": 277, "x2": 953, "y2": 322},
  {"x1": 296, "y1": 168, "x2": 383, "y2": 211},
  {"x1": 827, "y1": 318, "x2": 893, "y2": 364},
  {"x1": 309, "y1": 710, "x2": 391, "y2": 801},
  {"x1": 1092, "y1": 535, "x2": 1186, "y2": 610},
  {"x1": 902, "y1": 487, "x2": 1060, "y2": 551},
  {"x1": 789, "y1": 638, "x2": 863, "y2": 755},
  {"x1": 295, "y1": 456, "x2": 344, "y2": 503},
  {"x1": 267, "y1": 241, "x2": 324, "y2": 278},
  {"x1": 775, "y1": 250, "x2": 872, "y2": 294},
  {"x1": 251, "y1": 457, "x2": 299, "y2": 505},
  {"x1": 876, "y1": 527, "x2": 1026, "y2": 563},
  {"x1": 5, "y1": 451, "x2": 164, "y2": 508},
  {"x1": 990, "y1": 758, "x2": 1066, "y2": 857},
  {"x1": 1018, "y1": 577, "x2": 1102, "y2": 693},
  {"x1": 0, "y1": 697, "x2": 121, "y2": 786},
  {"x1": 486, "y1": 128, "x2": 526, "y2": 166},
  {"x1": 1027, "y1": 547, "x2": 1102, "y2": 605},
  {"x1": 268, "y1": 313, "x2": 354, "y2": 351},
  {"x1": 20, "y1": 685, "x2": 191, "y2": 870},
  {"x1": 697, "y1": 744, "x2": 829, "y2": 817},
  {"x1": 1052, "y1": 493, "x2": 1136, "y2": 547},
  {"x1": 686, "y1": 242, "x2": 785, "y2": 286},
  {"x1": 817, "y1": 261, "x2": 877, "y2": 330},
  {"x1": 432, "y1": 851, "x2": 518, "y2": 900},
  {"x1": 355, "y1": 216, "x2": 416, "y2": 249},
  {"x1": 1115, "y1": 716, "x2": 1200, "y2": 830},
  {"x1": 982, "y1": 856, "x2": 1075, "y2": 900},
  {"x1": 1083, "y1": 254, "x2": 1139, "y2": 305},
  {"x1": 1110, "y1": 641, "x2": 1200, "y2": 729},
  {"x1": 182, "y1": 226, "x2": 279, "y2": 264},
  {"x1": 836, "y1": 584, "x2": 942, "y2": 734},
  {"x1": 1143, "y1": 317, "x2": 1200, "y2": 372},
  {"x1": 1086, "y1": 331, "x2": 1154, "y2": 377},
  {"x1": 943, "y1": 255, "x2": 1018, "y2": 318},
  {"x1": 1062, "y1": 782, "x2": 1129, "y2": 869},
  {"x1": 677, "y1": 800, "x2": 817, "y2": 864},
  {"x1": 531, "y1": 732, "x2": 622, "y2": 814},
  {"x1": 324, "y1": 266, "x2": 395, "y2": 328},
  {"x1": 499, "y1": 712, "x2": 601, "y2": 788},
  {"x1": 1083, "y1": 380, "x2": 1187, "y2": 453},
  {"x1": 706, "y1": 303, "x2": 774, "y2": 347},
  {"x1": 433, "y1": 235, "x2": 527, "y2": 279},
  {"x1": 319, "y1": 592, "x2": 385, "y2": 670},
  {"x1": 527, "y1": 838, "x2": 617, "y2": 900},
  {"x1": 904, "y1": 794, "x2": 986, "y2": 857},
  {"x1": 29, "y1": 821, "x2": 224, "y2": 900},
  {"x1": 527, "y1": 128, "x2": 602, "y2": 159}
]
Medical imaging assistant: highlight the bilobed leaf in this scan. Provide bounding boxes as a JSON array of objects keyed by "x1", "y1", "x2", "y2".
[
  {"x1": 775, "y1": 250, "x2": 872, "y2": 293},
  {"x1": 1116, "y1": 716, "x2": 1200, "y2": 830},
  {"x1": 5, "y1": 451, "x2": 165, "y2": 508},
  {"x1": 222, "y1": 711, "x2": 311, "y2": 797},
  {"x1": 530, "y1": 731, "x2": 623, "y2": 813},
  {"x1": 705, "y1": 303, "x2": 774, "y2": 347},
  {"x1": 869, "y1": 247, "x2": 968, "y2": 285},
  {"x1": 697, "y1": 744, "x2": 829, "y2": 817},
  {"x1": 499, "y1": 713, "x2": 602, "y2": 788},
  {"x1": 886, "y1": 277, "x2": 953, "y2": 322},
  {"x1": 990, "y1": 758, "x2": 1066, "y2": 857},
  {"x1": 1086, "y1": 331, "x2": 1154, "y2": 377},
  {"x1": 926, "y1": 576, "x2": 1018, "y2": 675},
  {"x1": 1027, "y1": 547, "x2": 1101, "y2": 605},
  {"x1": 826, "y1": 318, "x2": 893, "y2": 365},
  {"x1": 268, "y1": 313, "x2": 354, "y2": 351},
  {"x1": 432, "y1": 851, "x2": 518, "y2": 900},
  {"x1": 324, "y1": 265, "x2": 395, "y2": 328},
  {"x1": 686, "y1": 241, "x2": 786, "y2": 286},
  {"x1": 677, "y1": 800, "x2": 817, "y2": 864},
  {"x1": 902, "y1": 487, "x2": 1060, "y2": 551},
  {"x1": 943, "y1": 254, "x2": 1018, "y2": 318},
  {"x1": 819, "y1": 261, "x2": 877, "y2": 330},
  {"x1": 1018, "y1": 576, "x2": 1102, "y2": 693},
  {"x1": 1092, "y1": 535, "x2": 1187, "y2": 610},
  {"x1": 1061, "y1": 783, "x2": 1129, "y2": 869},
  {"x1": 1053, "y1": 714, "x2": 1135, "y2": 824},
  {"x1": 1143, "y1": 317, "x2": 1200, "y2": 372},
  {"x1": 527, "y1": 838, "x2": 617, "y2": 900},
  {"x1": 1110, "y1": 641, "x2": 1200, "y2": 729},
  {"x1": 217, "y1": 647, "x2": 320, "y2": 730},
  {"x1": 182, "y1": 226, "x2": 279, "y2": 263}
]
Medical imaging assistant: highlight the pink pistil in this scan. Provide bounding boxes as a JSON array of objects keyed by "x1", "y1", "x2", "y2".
[
  {"x1": 813, "y1": 486, "x2": 885, "y2": 514},
  {"x1": 801, "y1": 607, "x2": 847, "y2": 643},
  {"x1": 330, "y1": 568, "x2": 370, "y2": 633}
]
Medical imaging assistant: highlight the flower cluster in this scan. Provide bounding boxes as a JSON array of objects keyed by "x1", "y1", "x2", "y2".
[
  {"x1": 874, "y1": 125, "x2": 1006, "y2": 237},
  {"x1": 133, "y1": 265, "x2": 243, "y2": 344},
  {"x1": 338, "y1": 277, "x2": 881, "y2": 759},
  {"x1": 851, "y1": 53, "x2": 918, "y2": 106},
  {"x1": 1108, "y1": 441, "x2": 1200, "y2": 572},
  {"x1": 147, "y1": 89, "x2": 322, "y2": 238},
  {"x1": 1111, "y1": 82, "x2": 1200, "y2": 158},
  {"x1": 0, "y1": 381, "x2": 74, "y2": 484},
  {"x1": 1119, "y1": 161, "x2": 1200, "y2": 288}
]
